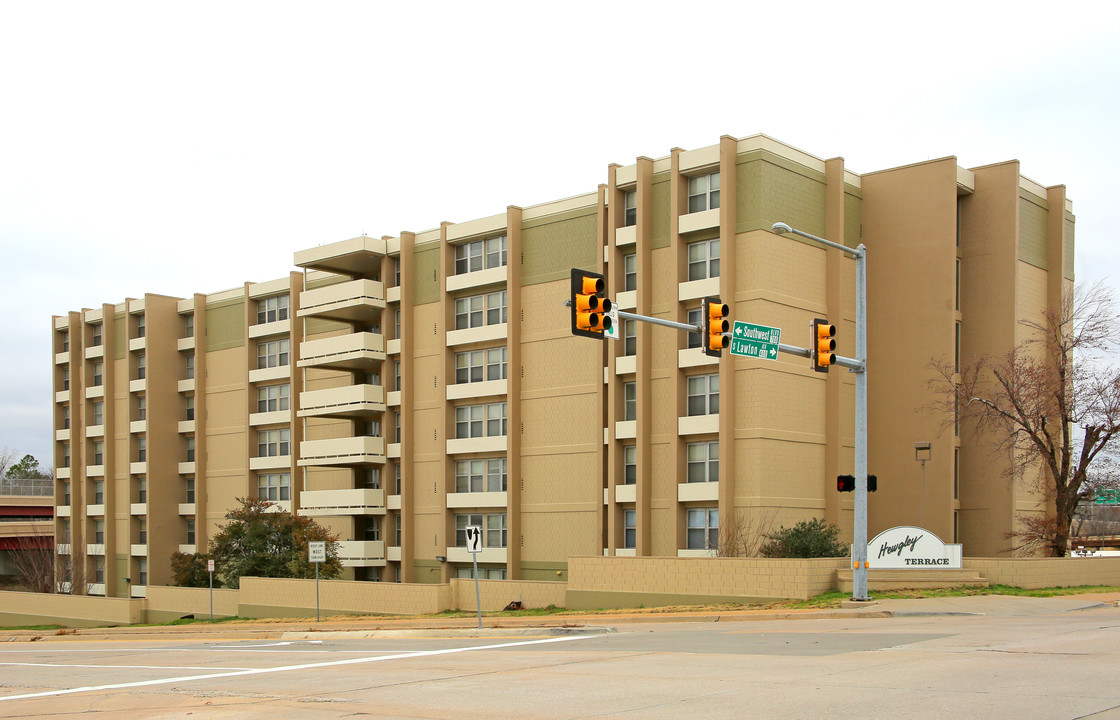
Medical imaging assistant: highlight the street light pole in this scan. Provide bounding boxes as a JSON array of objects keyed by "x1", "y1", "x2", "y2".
[{"x1": 772, "y1": 222, "x2": 870, "y2": 601}]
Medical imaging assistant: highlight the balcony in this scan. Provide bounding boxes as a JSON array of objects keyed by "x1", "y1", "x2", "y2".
[
  {"x1": 56, "y1": 543, "x2": 71, "y2": 555},
  {"x1": 445, "y1": 436, "x2": 506, "y2": 455},
  {"x1": 86, "y1": 544, "x2": 105, "y2": 556},
  {"x1": 248, "y1": 318, "x2": 290, "y2": 340},
  {"x1": 336, "y1": 540, "x2": 386, "y2": 567},
  {"x1": 179, "y1": 503, "x2": 196, "y2": 515},
  {"x1": 298, "y1": 332, "x2": 384, "y2": 371},
  {"x1": 55, "y1": 351, "x2": 70, "y2": 365},
  {"x1": 248, "y1": 411, "x2": 288, "y2": 427},
  {"x1": 300, "y1": 488, "x2": 386, "y2": 516},
  {"x1": 446, "y1": 546, "x2": 506, "y2": 564},
  {"x1": 294, "y1": 235, "x2": 387, "y2": 277},
  {"x1": 299, "y1": 384, "x2": 385, "y2": 419},
  {"x1": 177, "y1": 336, "x2": 195, "y2": 351},
  {"x1": 446, "y1": 266, "x2": 506, "y2": 294},
  {"x1": 130, "y1": 503, "x2": 147, "y2": 515},
  {"x1": 678, "y1": 414, "x2": 719, "y2": 436},
  {"x1": 299, "y1": 437, "x2": 384, "y2": 467},
  {"x1": 446, "y1": 491, "x2": 507, "y2": 509},
  {"x1": 298, "y1": 279, "x2": 386, "y2": 323},
  {"x1": 249, "y1": 455, "x2": 291, "y2": 471},
  {"x1": 56, "y1": 505, "x2": 71, "y2": 517},
  {"x1": 678, "y1": 481, "x2": 719, "y2": 503},
  {"x1": 84, "y1": 345, "x2": 104, "y2": 360},
  {"x1": 178, "y1": 378, "x2": 195, "y2": 393},
  {"x1": 129, "y1": 337, "x2": 146, "y2": 352},
  {"x1": 130, "y1": 544, "x2": 147, "y2": 556},
  {"x1": 55, "y1": 428, "x2": 70, "y2": 441}
]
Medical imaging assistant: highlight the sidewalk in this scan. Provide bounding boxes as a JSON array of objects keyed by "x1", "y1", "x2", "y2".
[{"x1": 2, "y1": 593, "x2": 1117, "y2": 644}]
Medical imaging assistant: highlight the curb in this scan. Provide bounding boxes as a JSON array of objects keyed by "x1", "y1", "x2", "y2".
[{"x1": 280, "y1": 626, "x2": 616, "y2": 640}]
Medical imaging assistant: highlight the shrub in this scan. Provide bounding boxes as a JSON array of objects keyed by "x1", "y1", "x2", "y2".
[{"x1": 760, "y1": 518, "x2": 848, "y2": 558}]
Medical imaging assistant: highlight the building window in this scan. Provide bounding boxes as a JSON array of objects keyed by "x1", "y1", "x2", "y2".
[
  {"x1": 455, "y1": 347, "x2": 507, "y2": 384},
  {"x1": 257, "y1": 473, "x2": 291, "y2": 501},
  {"x1": 257, "y1": 340, "x2": 290, "y2": 369},
  {"x1": 364, "y1": 517, "x2": 381, "y2": 542},
  {"x1": 60, "y1": 517, "x2": 70, "y2": 542},
  {"x1": 257, "y1": 384, "x2": 290, "y2": 413},
  {"x1": 62, "y1": 443, "x2": 70, "y2": 469},
  {"x1": 623, "y1": 319, "x2": 637, "y2": 357},
  {"x1": 687, "y1": 238, "x2": 720, "y2": 281},
  {"x1": 486, "y1": 513, "x2": 507, "y2": 548},
  {"x1": 393, "y1": 360, "x2": 401, "y2": 392},
  {"x1": 136, "y1": 315, "x2": 145, "y2": 339},
  {"x1": 394, "y1": 514, "x2": 402, "y2": 546},
  {"x1": 455, "y1": 458, "x2": 506, "y2": 493},
  {"x1": 92, "y1": 441, "x2": 104, "y2": 466},
  {"x1": 623, "y1": 382, "x2": 636, "y2": 422},
  {"x1": 686, "y1": 374, "x2": 719, "y2": 416},
  {"x1": 623, "y1": 445, "x2": 636, "y2": 485},
  {"x1": 62, "y1": 481, "x2": 70, "y2": 505},
  {"x1": 136, "y1": 396, "x2": 146, "y2": 421},
  {"x1": 392, "y1": 258, "x2": 401, "y2": 288},
  {"x1": 455, "y1": 566, "x2": 506, "y2": 580},
  {"x1": 136, "y1": 353, "x2": 146, "y2": 380},
  {"x1": 61, "y1": 366, "x2": 69, "y2": 391},
  {"x1": 185, "y1": 395, "x2": 194, "y2": 421},
  {"x1": 62, "y1": 405, "x2": 70, "y2": 429},
  {"x1": 455, "y1": 513, "x2": 507, "y2": 548},
  {"x1": 394, "y1": 308, "x2": 401, "y2": 339},
  {"x1": 257, "y1": 294, "x2": 289, "y2": 324},
  {"x1": 364, "y1": 467, "x2": 381, "y2": 489},
  {"x1": 257, "y1": 429, "x2": 289, "y2": 457},
  {"x1": 394, "y1": 464, "x2": 401, "y2": 495},
  {"x1": 455, "y1": 402, "x2": 506, "y2": 439},
  {"x1": 186, "y1": 519, "x2": 195, "y2": 545},
  {"x1": 93, "y1": 518, "x2": 105, "y2": 544},
  {"x1": 185, "y1": 436, "x2": 195, "y2": 462},
  {"x1": 394, "y1": 412, "x2": 400, "y2": 444},
  {"x1": 94, "y1": 557, "x2": 105, "y2": 584},
  {"x1": 687, "y1": 307, "x2": 703, "y2": 349},
  {"x1": 454, "y1": 291, "x2": 507, "y2": 330},
  {"x1": 455, "y1": 235, "x2": 507, "y2": 275},
  {"x1": 687, "y1": 171, "x2": 720, "y2": 213},
  {"x1": 623, "y1": 253, "x2": 637, "y2": 292},
  {"x1": 687, "y1": 507, "x2": 719, "y2": 550},
  {"x1": 136, "y1": 436, "x2": 146, "y2": 462},
  {"x1": 91, "y1": 323, "x2": 102, "y2": 347},
  {"x1": 93, "y1": 479, "x2": 104, "y2": 504},
  {"x1": 623, "y1": 190, "x2": 637, "y2": 227},
  {"x1": 686, "y1": 441, "x2": 719, "y2": 483},
  {"x1": 91, "y1": 401, "x2": 103, "y2": 427},
  {"x1": 184, "y1": 313, "x2": 194, "y2": 338},
  {"x1": 138, "y1": 558, "x2": 148, "y2": 586},
  {"x1": 137, "y1": 517, "x2": 147, "y2": 544},
  {"x1": 92, "y1": 361, "x2": 103, "y2": 387},
  {"x1": 623, "y1": 509, "x2": 636, "y2": 549},
  {"x1": 60, "y1": 330, "x2": 69, "y2": 352},
  {"x1": 185, "y1": 354, "x2": 195, "y2": 380},
  {"x1": 185, "y1": 477, "x2": 195, "y2": 503}
]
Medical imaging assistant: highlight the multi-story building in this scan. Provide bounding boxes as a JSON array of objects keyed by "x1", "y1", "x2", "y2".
[{"x1": 51, "y1": 134, "x2": 1074, "y2": 596}]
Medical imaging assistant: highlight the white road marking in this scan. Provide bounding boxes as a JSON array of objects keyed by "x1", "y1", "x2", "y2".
[
  {"x1": 0, "y1": 634, "x2": 593, "y2": 702},
  {"x1": 0, "y1": 662, "x2": 255, "y2": 671},
  {"x1": 210, "y1": 641, "x2": 321, "y2": 648}
]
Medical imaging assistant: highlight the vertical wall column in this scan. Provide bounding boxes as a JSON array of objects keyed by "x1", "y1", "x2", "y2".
[
  {"x1": 506, "y1": 206, "x2": 524, "y2": 578},
  {"x1": 716, "y1": 137, "x2": 738, "y2": 537},
  {"x1": 192, "y1": 294, "x2": 209, "y2": 551},
  {"x1": 100, "y1": 303, "x2": 118, "y2": 596},
  {"x1": 823, "y1": 157, "x2": 846, "y2": 529},
  {"x1": 398, "y1": 231, "x2": 416, "y2": 582},
  {"x1": 633, "y1": 157, "x2": 654, "y2": 556},
  {"x1": 604, "y1": 168, "x2": 620, "y2": 554}
]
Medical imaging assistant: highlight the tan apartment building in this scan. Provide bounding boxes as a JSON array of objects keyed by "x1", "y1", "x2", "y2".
[{"x1": 50, "y1": 134, "x2": 1074, "y2": 596}]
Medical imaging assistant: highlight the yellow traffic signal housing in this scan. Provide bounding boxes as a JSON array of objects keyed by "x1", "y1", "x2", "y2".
[
  {"x1": 570, "y1": 268, "x2": 613, "y2": 339},
  {"x1": 701, "y1": 297, "x2": 729, "y2": 358},
  {"x1": 811, "y1": 318, "x2": 836, "y2": 372}
]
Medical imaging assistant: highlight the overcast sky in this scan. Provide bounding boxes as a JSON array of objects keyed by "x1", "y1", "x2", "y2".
[{"x1": 2, "y1": 2, "x2": 1119, "y2": 465}]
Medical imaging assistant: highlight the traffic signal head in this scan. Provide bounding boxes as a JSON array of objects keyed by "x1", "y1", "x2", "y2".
[
  {"x1": 868, "y1": 474, "x2": 877, "y2": 493},
  {"x1": 701, "y1": 296, "x2": 729, "y2": 357},
  {"x1": 837, "y1": 474, "x2": 855, "y2": 492},
  {"x1": 812, "y1": 318, "x2": 836, "y2": 372},
  {"x1": 570, "y1": 268, "x2": 613, "y2": 339}
]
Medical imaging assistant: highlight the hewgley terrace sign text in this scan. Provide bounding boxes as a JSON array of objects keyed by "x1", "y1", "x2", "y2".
[{"x1": 862, "y1": 526, "x2": 963, "y2": 569}]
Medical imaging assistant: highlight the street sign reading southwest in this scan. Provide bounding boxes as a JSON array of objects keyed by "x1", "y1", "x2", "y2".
[{"x1": 730, "y1": 321, "x2": 781, "y2": 360}]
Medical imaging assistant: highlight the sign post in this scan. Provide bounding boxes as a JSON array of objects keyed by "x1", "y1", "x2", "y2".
[
  {"x1": 309, "y1": 541, "x2": 326, "y2": 622},
  {"x1": 465, "y1": 525, "x2": 483, "y2": 629},
  {"x1": 207, "y1": 559, "x2": 215, "y2": 623}
]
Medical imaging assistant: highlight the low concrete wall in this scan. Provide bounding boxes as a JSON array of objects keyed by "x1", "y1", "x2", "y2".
[
  {"x1": 143, "y1": 585, "x2": 240, "y2": 623},
  {"x1": 964, "y1": 557, "x2": 1120, "y2": 589},
  {"x1": 565, "y1": 556, "x2": 849, "y2": 609},
  {"x1": 450, "y1": 579, "x2": 566, "y2": 611},
  {"x1": 237, "y1": 577, "x2": 452, "y2": 618},
  {"x1": 0, "y1": 590, "x2": 142, "y2": 628}
]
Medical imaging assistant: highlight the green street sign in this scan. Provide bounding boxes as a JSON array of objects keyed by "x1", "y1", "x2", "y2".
[{"x1": 730, "y1": 321, "x2": 781, "y2": 360}]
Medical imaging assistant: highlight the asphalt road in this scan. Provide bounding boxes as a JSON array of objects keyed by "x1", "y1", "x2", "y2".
[{"x1": 1, "y1": 597, "x2": 1119, "y2": 719}]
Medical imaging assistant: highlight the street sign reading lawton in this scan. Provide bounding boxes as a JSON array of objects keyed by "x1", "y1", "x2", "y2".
[{"x1": 730, "y1": 321, "x2": 781, "y2": 360}]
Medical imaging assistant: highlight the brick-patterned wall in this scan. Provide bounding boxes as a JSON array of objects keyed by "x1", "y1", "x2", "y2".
[
  {"x1": 567, "y1": 556, "x2": 849, "y2": 601},
  {"x1": 145, "y1": 585, "x2": 240, "y2": 617},
  {"x1": 238, "y1": 576, "x2": 451, "y2": 616},
  {"x1": 450, "y1": 579, "x2": 566, "y2": 611},
  {"x1": 965, "y1": 557, "x2": 1120, "y2": 589},
  {"x1": 0, "y1": 590, "x2": 142, "y2": 626}
]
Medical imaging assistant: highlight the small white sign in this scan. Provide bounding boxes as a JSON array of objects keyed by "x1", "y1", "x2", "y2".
[
  {"x1": 864, "y1": 526, "x2": 962, "y2": 569},
  {"x1": 308, "y1": 541, "x2": 327, "y2": 563},
  {"x1": 465, "y1": 525, "x2": 483, "y2": 554},
  {"x1": 207, "y1": 559, "x2": 215, "y2": 573},
  {"x1": 604, "y1": 307, "x2": 620, "y2": 341}
]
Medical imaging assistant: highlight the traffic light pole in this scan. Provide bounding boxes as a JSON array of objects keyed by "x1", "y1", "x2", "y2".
[{"x1": 772, "y1": 223, "x2": 870, "y2": 602}]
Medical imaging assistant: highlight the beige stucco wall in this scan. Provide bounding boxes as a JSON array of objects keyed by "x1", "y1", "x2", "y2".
[
  {"x1": 450, "y1": 578, "x2": 566, "y2": 611},
  {"x1": 238, "y1": 576, "x2": 451, "y2": 617}
]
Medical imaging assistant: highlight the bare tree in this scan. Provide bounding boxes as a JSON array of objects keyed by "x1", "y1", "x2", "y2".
[
  {"x1": 7, "y1": 532, "x2": 55, "y2": 593},
  {"x1": 930, "y1": 281, "x2": 1120, "y2": 556},
  {"x1": 716, "y1": 508, "x2": 777, "y2": 557},
  {"x1": 0, "y1": 446, "x2": 18, "y2": 481}
]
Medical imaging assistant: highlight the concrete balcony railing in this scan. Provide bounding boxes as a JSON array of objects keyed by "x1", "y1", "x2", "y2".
[
  {"x1": 298, "y1": 332, "x2": 384, "y2": 371},
  {"x1": 300, "y1": 488, "x2": 386, "y2": 516},
  {"x1": 298, "y1": 279, "x2": 386, "y2": 323},
  {"x1": 336, "y1": 540, "x2": 386, "y2": 567},
  {"x1": 298, "y1": 384, "x2": 385, "y2": 419},
  {"x1": 298, "y1": 436, "x2": 385, "y2": 467}
]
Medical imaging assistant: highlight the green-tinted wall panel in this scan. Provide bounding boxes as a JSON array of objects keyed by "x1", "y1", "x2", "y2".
[
  {"x1": 412, "y1": 246, "x2": 440, "y2": 305},
  {"x1": 650, "y1": 175, "x2": 671, "y2": 249},
  {"x1": 1018, "y1": 196, "x2": 1048, "y2": 270},
  {"x1": 206, "y1": 299, "x2": 245, "y2": 351},
  {"x1": 844, "y1": 188, "x2": 862, "y2": 249},
  {"x1": 521, "y1": 208, "x2": 598, "y2": 285},
  {"x1": 736, "y1": 153, "x2": 827, "y2": 237},
  {"x1": 304, "y1": 317, "x2": 351, "y2": 336},
  {"x1": 1064, "y1": 215, "x2": 1076, "y2": 280},
  {"x1": 411, "y1": 559, "x2": 442, "y2": 584},
  {"x1": 113, "y1": 315, "x2": 126, "y2": 360}
]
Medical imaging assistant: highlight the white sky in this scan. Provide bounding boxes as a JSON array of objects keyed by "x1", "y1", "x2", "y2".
[{"x1": 2, "y1": 1, "x2": 1119, "y2": 465}]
